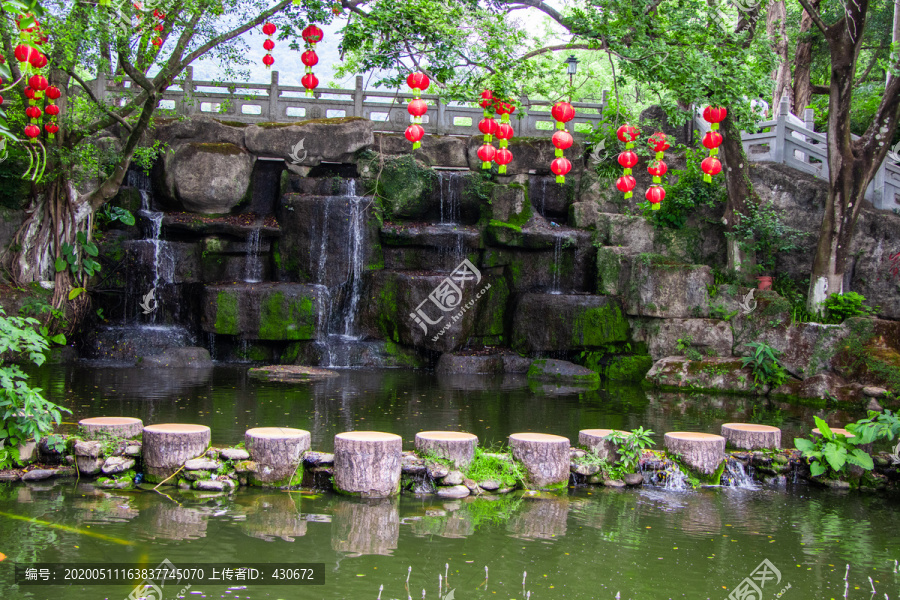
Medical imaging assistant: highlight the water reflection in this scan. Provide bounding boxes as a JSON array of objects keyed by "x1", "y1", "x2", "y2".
[
  {"x1": 508, "y1": 494, "x2": 569, "y2": 540},
  {"x1": 237, "y1": 493, "x2": 307, "y2": 542},
  {"x1": 331, "y1": 497, "x2": 399, "y2": 556},
  {"x1": 141, "y1": 501, "x2": 210, "y2": 541}
]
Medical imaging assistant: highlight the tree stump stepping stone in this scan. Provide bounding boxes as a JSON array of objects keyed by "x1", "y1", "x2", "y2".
[
  {"x1": 721, "y1": 423, "x2": 781, "y2": 450},
  {"x1": 333, "y1": 431, "x2": 402, "y2": 498},
  {"x1": 245, "y1": 427, "x2": 311, "y2": 486},
  {"x1": 578, "y1": 429, "x2": 628, "y2": 461},
  {"x1": 79, "y1": 417, "x2": 143, "y2": 440},
  {"x1": 664, "y1": 432, "x2": 726, "y2": 476},
  {"x1": 142, "y1": 424, "x2": 211, "y2": 483},
  {"x1": 811, "y1": 426, "x2": 871, "y2": 452},
  {"x1": 509, "y1": 433, "x2": 571, "y2": 490},
  {"x1": 247, "y1": 365, "x2": 339, "y2": 382},
  {"x1": 414, "y1": 431, "x2": 478, "y2": 469}
]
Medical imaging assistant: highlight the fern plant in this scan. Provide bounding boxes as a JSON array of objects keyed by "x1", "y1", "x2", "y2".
[{"x1": 741, "y1": 342, "x2": 787, "y2": 388}]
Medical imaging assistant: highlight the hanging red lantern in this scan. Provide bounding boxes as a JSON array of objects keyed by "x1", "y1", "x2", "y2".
[
  {"x1": 478, "y1": 117, "x2": 498, "y2": 137},
  {"x1": 262, "y1": 54, "x2": 274, "y2": 67},
  {"x1": 24, "y1": 124, "x2": 40, "y2": 138},
  {"x1": 301, "y1": 49, "x2": 318, "y2": 66},
  {"x1": 28, "y1": 74, "x2": 48, "y2": 91},
  {"x1": 45, "y1": 104, "x2": 59, "y2": 116},
  {"x1": 332, "y1": 2, "x2": 343, "y2": 15},
  {"x1": 550, "y1": 157, "x2": 572, "y2": 184},
  {"x1": 30, "y1": 51, "x2": 47, "y2": 69},
  {"x1": 646, "y1": 185, "x2": 665, "y2": 208},
  {"x1": 405, "y1": 124, "x2": 424, "y2": 144},
  {"x1": 648, "y1": 131, "x2": 669, "y2": 153},
  {"x1": 496, "y1": 122, "x2": 514, "y2": 142},
  {"x1": 617, "y1": 150, "x2": 638, "y2": 169},
  {"x1": 25, "y1": 106, "x2": 41, "y2": 119},
  {"x1": 479, "y1": 90, "x2": 494, "y2": 110},
  {"x1": 550, "y1": 101, "x2": 575, "y2": 183},
  {"x1": 46, "y1": 86, "x2": 60, "y2": 100},
  {"x1": 24, "y1": 87, "x2": 35, "y2": 100},
  {"x1": 701, "y1": 156, "x2": 722, "y2": 179},
  {"x1": 262, "y1": 22, "x2": 276, "y2": 36},
  {"x1": 477, "y1": 143, "x2": 496, "y2": 168},
  {"x1": 615, "y1": 123, "x2": 641, "y2": 199},
  {"x1": 645, "y1": 131, "x2": 669, "y2": 208},
  {"x1": 0, "y1": 95, "x2": 4, "y2": 106},
  {"x1": 702, "y1": 130, "x2": 723, "y2": 150},
  {"x1": 616, "y1": 123, "x2": 640, "y2": 143},
  {"x1": 14, "y1": 44, "x2": 35, "y2": 63},
  {"x1": 495, "y1": 147, "x2": 513, "y2": 171},
  {"x1": 701, "y1": 106, "x2": 727, "y2": 183},
  {"x1": 151, "y1": 38, "x2": 162, "y2": 47},
  {"x1": 302, "y1": 24, "x2": 323, "y2": 43},
  {"x1": 406, "y1": 72, "x2": 429, "y2": 150},
  {"x1": 262, "y1": 22, "x2": 276, "y2": 68},
  {"x1": 616, "y1": 175, "x2": 636, "y2": 195},
  {"x1": 647, "y1": 160, "x2": 667, "y2": 178},
  {"x1": 301, "y1": 72, "x2": 318, "y2": 91},
  {"x1": 263, "y1": 39, "x2": 275, "y2": 51},
  {"x1": 44, "y1": 122, "x2": 58, "y2": 135}
]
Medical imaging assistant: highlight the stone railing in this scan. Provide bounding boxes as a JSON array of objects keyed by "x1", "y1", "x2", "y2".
[{"x1": 93, "y1": 68, "x2": 609, "y2": 138}]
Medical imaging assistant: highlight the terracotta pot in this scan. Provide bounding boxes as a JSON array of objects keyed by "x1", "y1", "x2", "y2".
[{"x1": 756, "y1": 275, "x2": 773, "y2": 291}]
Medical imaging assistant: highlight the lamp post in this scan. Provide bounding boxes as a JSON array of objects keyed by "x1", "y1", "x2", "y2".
[{"x1": 564, "y1": 55, "x2": 579, "y2": 98}]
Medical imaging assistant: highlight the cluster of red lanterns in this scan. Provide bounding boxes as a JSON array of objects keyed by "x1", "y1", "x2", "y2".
[
  {"x1": 151, "y1": 8, "x2": 165, "y2": 47},
  {"x1": 476, "y1": 90, "x2": 515, "y2": 173},
  {"x1": 550, "y1": 101, "x2": 575, "y2": 184},
  {"x1": 301, "y1": 24, "x2": 323, "y2": 95},
  {"x1": 615, "y1": 124, "x2": 640, "y2": 200},
  {"x1": 701, "y1": 106, "x2": 727, "y2": 182},
  {"x1": 12, "y1": 14, "x2": 57, "y2": 140},
  {"x1": 261, "y1": 22, "x2": 276, "y2": 68},
  {"x1": 646, "y1": 132, "x2": 670, "y2": 210},
  {"x1": 404, "y1": 72, "x2": 430, "y2": 149}
]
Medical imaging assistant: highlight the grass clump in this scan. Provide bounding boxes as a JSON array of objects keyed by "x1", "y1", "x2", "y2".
[{"x1": 465, "y1": 446, "x2": 525, "y2": 489}]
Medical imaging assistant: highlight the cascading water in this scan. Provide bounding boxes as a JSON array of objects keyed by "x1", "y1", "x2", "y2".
[
  {"x1": 721, "y1": 458, "x2": 756, "y2": 488},
  {"x1": 438, "y1": 172, "x2": 462, "y2": 225},
  {"x1": 128, "y1": 171, "x2": 173, "y2": 322},
  {"x1": 646, "y1": 462, "x2": 690, "y2": 490},
  {"x1": 550, "y1": 235, "x2": 563, "y2": 294},
  {"x1": 341, "y1": 180, "x2": 364, "y2": 338},
  {"x1": 242, "y1": 226, "x2": 263, "y2": 283}
]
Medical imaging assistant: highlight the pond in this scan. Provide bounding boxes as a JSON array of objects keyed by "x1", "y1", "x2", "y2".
[{"x1": 1, "y1": 365, "x2": 896, "y2": 599}]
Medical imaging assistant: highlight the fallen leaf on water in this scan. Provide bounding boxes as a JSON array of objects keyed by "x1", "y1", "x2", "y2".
[{"x1": 0, "y1": 552, "x2": 6, "y2": 561}]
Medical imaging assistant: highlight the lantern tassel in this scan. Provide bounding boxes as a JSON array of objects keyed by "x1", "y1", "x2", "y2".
[
  {"x1": 651, "y1": 203, "x2": 660, "y2": 211},
  {"x1": 704, "y1": 174, "x2": 712, "y2": 183},
  {"x1": 499, "y1": 165, "x2": 507, "y2": 174},
  {"x1": 624, "y1": 191, "x2": 632, "y2": 199},
  {"x1": 556, "y1": 175, "x2": 565, "y2": 184},
  {"x1": 482, "y1": 162, "x2": 491, "y2": 169}
]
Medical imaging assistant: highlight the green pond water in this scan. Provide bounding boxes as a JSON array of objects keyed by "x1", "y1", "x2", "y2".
[{"x1": 0, "y1": 365, "x2": 898, "y2": 599}]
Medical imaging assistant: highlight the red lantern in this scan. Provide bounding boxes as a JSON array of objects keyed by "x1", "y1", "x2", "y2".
[
  {"x1": 405, "y1": 124, "x2": 424, "y2": 144},
  {"x1": 301, "y1": 50, "x2": 318, "y2": 66},
  {"x1": 0, "y1": 95, "x2": 3, "y2": 106},
  {"x1": 262, "y1": 22, "x2": 276, "y2": 67},
  {"x1": 14, "y1": 44, "x2": 34, "y2": 63},
  {"x1": 647, "y1": 160, "x2": 667, "y2": 178},
  {"x1": 262, "y1": 54, "x2": 274, "y2": 67},
  {"x1": 28, "y1": 75, "x2": 48, "y2": 91},
  {"x1": 45, "y1": 104, "x2": 59, "y2": 116},
  {"x1": 263, "y1": 39, "x2": 275, "y2": 51},
  {"x1": 616, "y1": 123, "x2": 640, "y2": 143},
  {"x1": 703, "y1": 106, "x2": 727, "y2": 124},
  {"x1": 46, "y1": 86, "x2": 60, "y2": 100},
  {"x1": 151, "y1": 38, "x2": 162, "y2": 47},
  {"x1": 479, "y1": 90, "x2": 494, "y2": 110},
  {"x1": 301, "y1": 72, "x2": 318, "y2": 90},
  {"x1": 551, "y1": 156, "x2": 572, "y2": 184},
  {"x1": 701, "y1": 156, "x2": 722, "y2": 179},
  {"x1": 262, "y1": 22, "x2": 276, "y2": 36},
  {"x1": 552, "y1": 129, "x2": 573, "y2": 151},
  {"x1": 702, "y1": 131, "x2": 723, "y2": 149},
  {"x1": 616, "y1": 175, "x2": 636, "y2": 196},
  {"x1": 24, "y1": 87, "x2": 35, "y2": 100},
  {"x1": 496, "y1": 122, "x2": 514, "y2": 141},
  {"x1": 406, "y1": 72, "x2": 430, "y2": 92},
  {"x1": 302, "y1": 24, "x2": 323, "y2": 44},
  {"x1": 44, "y1": 122, "x2": 58, "y2": 135},
  {"x1": 646, "y1": 185, "x2": 665, "y2": 210},
  {"x1": 648, "y1": 132, "x2": 669, "y2": 153},
  {"x1": 407, "y1": 98, "x2": 428, "y2": 118},
  {"x1": 24, "y1": 124, "x2": 40, "y2": 138},
  {"x1": 154, "y1": 24, "x2": 164, "y2": 32},
  {"x1": 30, "y1": 51, "x2": 47, "y2": 69},
  {"x1": 551, "y1": 101, "x2": 575, "y2": 124},
  {"x1": 477, "y1": 143, "x2": 496, "y2": 168},
  {"x1": 478, "y1": 118, "x2": 498, "y2": 136},
  {"x1": 25, "y1": 106, "x2": 41, "y2": 119},
  {"x1": 617, "y1": 151, "x2": 637, "y2": 169},
  {"x1": 495, "y1": 147, "x2": 513, "y2": 173}
]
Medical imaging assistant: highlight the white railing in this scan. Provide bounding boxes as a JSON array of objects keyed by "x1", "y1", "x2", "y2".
[{"x1": 93, "y1": 68, "x2": 609, "y2": 138}]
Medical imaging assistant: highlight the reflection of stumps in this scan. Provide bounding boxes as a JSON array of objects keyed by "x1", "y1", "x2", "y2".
[
  {"x1": 245, "y1": 427, "x2": 311, "y2": 486},
  {"x1": 414, "y1": 431, "x2": 478, "y2": 469},
  {"x1": 509, "y1": 433, "x2": 570, "y2": 490},
  {"x1": 331, "y1": 498, "x2": 400, "y2": 556},
  {"x1": 79, "y1": 417, "x2": 143, "y2": 440},
  {"x1": 144, "y1": 504, "x2": 208, "y2": 541},
  {"x1": 578, "y1": 429, "x2": 628, "y2": 461},
  {"x1": 334, "y1": 431, "x2": 402, "y2": 498},
  {"x1": 241, "y1": 493, "x2": 307, "y2": 542},
  {"x1": 508, "y1": 496, "x2": 569, "y2": 540},
  {"x1": 721, "y1": 423, "x2": 781, "y2": 450},
  {"x1": 664, "y1": 432, "x2": 725, "y2": 476},
  {"x1": 142, "y1": 424, "x2": 211, "y2": 483}
]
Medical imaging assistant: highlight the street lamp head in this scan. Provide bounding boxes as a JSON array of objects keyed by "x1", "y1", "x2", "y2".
[{"x1": 565, "y1": 55, "x2": 579, "y2": 75}]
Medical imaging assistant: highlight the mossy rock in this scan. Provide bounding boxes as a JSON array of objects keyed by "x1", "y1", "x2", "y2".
[{"x1": 247, "y1": 365, "x2": 340, "y2": 382}]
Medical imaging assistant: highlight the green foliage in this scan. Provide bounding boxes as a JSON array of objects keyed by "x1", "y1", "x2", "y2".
[
  {"x1": 604, "y1": 427, "x2": 655, "y2": 475},
  {"x1": 793, "y1": 416, "x2": 874, "y2": 479},
  {"x1": 0, "y1": 308, "x2": 71, "y2": 469},
  {"x1": 55, "y1": 231, "x2": 101, "y2": 280},
  {"x1": 639, "y1": 149, "x2": 726, "y2": 229},
  {"x1": 822, "y1": 292, "x2": 877, "y2": 323},
  {"x1": 132, "y1": 141, "x2": 168, "y2": 176},
  {"x1": 727, "y1": 200, "x2": 809, "y2": 274},
  {"x1": 846, "y1": 410, "x2": 900, "y2": 445},
  {"x1": 676, "y1": 336, "x2": 703, "y2": 362},
  {"x1": 465, "y1": 446, "x2": 525, "y2": 489},
  {"x1": 741, "y1": 342, "x2": 788, "y2": 388},
  {"x1": 18, "y1": 296, "x2": 69, "y2": 338},
  {"x1": 97, "y1": 204, "x2": 136, "y2": 227}
]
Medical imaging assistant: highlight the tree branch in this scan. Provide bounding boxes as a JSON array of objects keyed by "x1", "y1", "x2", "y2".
[
  {"x1": 811, "y1": 84, "x2": 830, "y2": 94},
  {"x1": 497, "y1": 0, "x2": 566, "y2": 27},
  {"x1": 520, "y1": 43, "x2": 594, "y2": 61},
  {"x1": 796, "y1": 0, "x2": 829, "y2": 36},
  {"x1": 63, "y1": 68, "x2": 133, "y2": 133}
]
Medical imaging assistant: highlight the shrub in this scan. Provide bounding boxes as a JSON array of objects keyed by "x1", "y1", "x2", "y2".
[
  {"x1": 741, "y1": 341, "x2": 788, "y2": 388},
  {"x1": 794, "y1": 416, "x2": 873, "y2": 478},
  {"x1": 822, "y1": 292, "x2": 877, "y2": 323}
]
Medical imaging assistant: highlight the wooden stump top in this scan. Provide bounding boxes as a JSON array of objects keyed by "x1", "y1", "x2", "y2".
[
  {"x1": 144, "y1": 423, "x2": 210, "y2": 434},
  {"x1": 246, "y1": 427, "x2": 310, "y2": 439},
  {"x1": 812, "y1": 427, "x2": 854, "y2": 438},
  {"x1": 579, "y1": 429, "x2": 627, "y2": 439},
  {"x1": 509, "y1": 433, "x2": 569, "y2": 444},
  {"x1": 664, "y1": 432, "x2": 725, "y2": 442},
  {"x1": 80, "y1": 417, "x2": 142, "y2": 427},
  {"x1": 336, "y1": 431, "x2": 402, "y2": 443},
  {"x1": 721, "y1": 423, "x2": 780, "y2": 433},
  {"x1": 415, "y1": 431, "x2": 478, "y2": 442}
]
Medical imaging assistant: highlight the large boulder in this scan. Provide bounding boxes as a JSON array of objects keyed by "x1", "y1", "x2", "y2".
[
  {"x1": 736, "y1": 321, "x2": 848, "y2": 378},
  {"x1": 645, "y1": 356, "x2": 758, "y2": 394},
  {"x1": 482, "y1": 231, "x2": 595, "y2": 293},
  {"x1": 381, "y1": 223, "x2": 482, "y2": 273},
  {"x1": 152, "y1": 116, "x2": 248, "y2": 147},
  {"x1": 466, "y1": 136, "x2": 585, "y2": 178},
  {"x1": 527, "y1": 358, "x2": 600, "y2": 384},
  {"x1": 244, "y1": 117, "x2": 374, "y2": 166},
  {"x1": 511, "y1": 294, "x2": 629, "y2": 353},
  {"x1": 373, "y1": 133, "x2": 469, "y2": 168},
  {"x1": 630, "y1": 318, "x2": 734, "y2": 361},
  {"x1": 625, "y1": 255, "x2": 712, "y2": 318},
  {"x1": 201, "y1": 282, "x2": 326, "y2": 340},
  {"x1": 165, "y1": 142, "x2": 255, "y2": 214}
]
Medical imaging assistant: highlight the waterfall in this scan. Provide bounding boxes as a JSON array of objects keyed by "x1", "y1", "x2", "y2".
[
  {"x1": 242, "y1": 226, "x2": 263, "y2": 283},
  {"x1": 721, "y1": 458, "x2": 756, "y2": 489},
  {"x1": 550, "y1": 235, "x2": 563, "y2": 294},
  {"x1": 341, "y1": 192, "x2": 364, "y2": 338},
  {"x1": 438, "y1": 172, "x2": 461, "y2": 225},
  {"x1": 129, "y1": 170, "x2": 172, "y2": 323},
  {"x1": 646, "y1": 462, "x2": 690, "y2": 490}
]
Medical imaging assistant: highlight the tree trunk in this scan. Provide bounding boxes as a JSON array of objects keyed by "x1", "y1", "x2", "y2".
[
  {"x1": 792, "y1": 0, "x2": 822, "y2": 112},
  {"x1": 142, "y1": 423, "x2": 211, "y2": 483},
  {"x1": 578, "y1": 428, "x2": 626, "y2": 461},
  {"x1": 333, "y1": 431, "x2": 402, "y2": 498},
  {"x1": 508, "y1": 432, "x2": 570, "y2": 489},
  {"x1": 720, "y1": 114, "x2": 757, "y2": 275},
  {"x1": 664, "y1": 432, "x2": 726, "y2": 476},
  {"x1": 414, "y1": 431, "x2": 478, "y2": 469},
  {"x1": 767, "y1": 0, "x2": 793, "y2": 110},
  {"x1": 888, "y1": 0, "x2": 900, "y2": 89},
  {"x1": 720, "y1": 423, "x2": 781, "y2": 450},
  {"x1": 245, "y1": 427, "x2": 311, "y2": 485}
]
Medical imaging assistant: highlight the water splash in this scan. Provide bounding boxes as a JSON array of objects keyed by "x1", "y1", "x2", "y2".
[
  {"x1": 129, "y1": 171, "x2": 172, "y2": 323},
  {"x1": 341, "y1": 193, "x2": 364, "y2": 338},
  {"x1": 721, "y1": 458, "x2": 756, "y2": 488},
  {"x1": 438, "y1": 172, "x2": 462, "y2": 225},
  {"x1": 646, "y1": 462, "x2": 689, "y2": 490}
]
